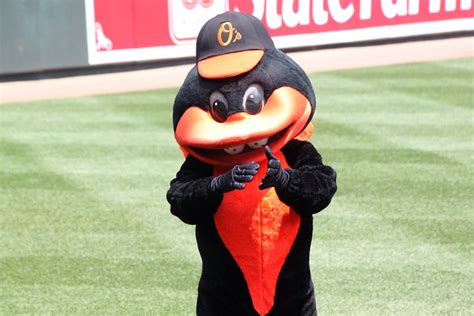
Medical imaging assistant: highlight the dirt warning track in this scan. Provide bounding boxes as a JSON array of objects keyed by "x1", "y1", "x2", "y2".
[{"x1": 0, "y1": 37, "x2": 472, "y2": 104}]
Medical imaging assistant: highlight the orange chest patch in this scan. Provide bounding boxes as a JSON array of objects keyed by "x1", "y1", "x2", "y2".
[{"x1": 213, "y1": 152, "x2": 300, "y2": 315}]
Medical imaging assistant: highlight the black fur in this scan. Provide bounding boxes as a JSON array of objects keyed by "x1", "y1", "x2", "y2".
[
  {"x1": 167, "y1": 140, "x2": 337, "y2": 315},
  {"x1": 173, "y1": 49, "x2": 316, "y2": 130}
]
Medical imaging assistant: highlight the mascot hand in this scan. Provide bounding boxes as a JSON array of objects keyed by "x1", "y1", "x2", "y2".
[
  {"x1": 259, "y1": 146, "x2": 289, "y2": 190},
  {"x1": 209, "y1": 162, "x2": 260, "y2": 193}
]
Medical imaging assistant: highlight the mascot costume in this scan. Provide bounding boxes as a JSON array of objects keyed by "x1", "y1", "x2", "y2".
[{"x1": 167, "y1": 12, "x2": 337, "y2": 316}]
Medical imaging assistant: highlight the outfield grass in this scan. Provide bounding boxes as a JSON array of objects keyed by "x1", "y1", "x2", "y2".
[{"x1": 1, "y1": 58, "x2": 473, "y2": 314}]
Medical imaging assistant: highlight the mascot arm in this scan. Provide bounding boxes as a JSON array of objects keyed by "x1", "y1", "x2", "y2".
[
  {"x1": 277, "y1": 139, "x2": 337, "y2": 215},
  {"x1": 167, "y1": 155, "x2": 223, "y2": 225}
]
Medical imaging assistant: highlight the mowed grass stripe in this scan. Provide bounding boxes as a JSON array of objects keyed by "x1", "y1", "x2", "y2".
[
  {"x1": 1, "y1": 58, "x2": 473, "y2": 314},
  {"x1": 1, "y1": 285, "x2": 195, "y2": 314},
  {"x1": 308, "y1": 58, "x2": 473, "y2": 314}
]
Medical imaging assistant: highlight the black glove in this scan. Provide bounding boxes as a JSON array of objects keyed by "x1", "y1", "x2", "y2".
[
  {"x1": 209, "y1": 162, "x2": 260, "y2": 193},
  {"x1": 259, "y1": 146, "x2": 289, "y2": 190}
]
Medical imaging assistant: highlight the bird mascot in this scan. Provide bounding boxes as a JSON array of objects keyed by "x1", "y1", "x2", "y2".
[{"x1": 167, "y1": 12, "x2": 337, "y2": 316}]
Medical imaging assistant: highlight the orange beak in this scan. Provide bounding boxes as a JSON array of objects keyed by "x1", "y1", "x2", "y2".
[{"x1": 175, "y1": 87, "x2": 312, "y2": 167}]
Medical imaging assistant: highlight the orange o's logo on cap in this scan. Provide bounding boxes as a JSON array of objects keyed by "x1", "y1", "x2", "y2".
[{"x1": 217, "y1": 22, "x2": 242, "y2": 47}]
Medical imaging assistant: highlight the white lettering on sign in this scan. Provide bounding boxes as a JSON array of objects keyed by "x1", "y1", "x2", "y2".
[
  {"x1": 430, "y1": 0, "x2": 472, "y2": 13},
  {"x1": 168, "y1": 0, "x2": 228, "y2": 43},
  {"x1": 282, "y1": 0, "x2": 311, "y2": 27},
  {"x1": 429, "y1": 0, "x2": 442, "y2": 12},
  {"x1": 409, "y1": 0, "x2": 420, "y2": 15},
  {"x1": 360, "y1": 0, "x2": 372, "y2": 20},
  {"x1": 446, "y1": 0, "x2": 457, "y2": 11},
  {"x1": 266, "y1": 0, "x2": 283, "y2": 29},
  {"x1": 328, "y1": 0, "x2": 355, "y2": 23},
  {"x1": 381, "y1": 0, "x2": 425, "y2": 18},
  {"x1": 251, "y1": 0, "x2": 265, "y2": 19},
  {"x1": 461, "y1": 0, "x2": 473, "y2": 10},
  {"x1": 312, "y1": 0, "x2": 329, "y2": 25},
  {"x1": 382, "y1": 0, "x2": 409, "y2": 19},
  {"x1": 248, "y1": 0, "x2": 473, "y2": 28}
]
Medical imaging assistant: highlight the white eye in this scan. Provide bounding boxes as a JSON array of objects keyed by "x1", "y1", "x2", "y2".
[
  {"x1": 224, "y1": 144, "x2": 245, "y2": 155},
  {"x1": 242, "y1": 84, "x2": 265, "y2": 115},
  {"x1": 247, "y1": 138, "x2": 268, "y2": 149},
  {"x1": 209, "y1": 91, "x2": 228, "y2": 122}
]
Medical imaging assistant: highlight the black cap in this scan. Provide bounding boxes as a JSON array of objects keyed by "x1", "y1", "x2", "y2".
[{"x1": 196, "y1": 12, "x2": 275, "y2": 79}]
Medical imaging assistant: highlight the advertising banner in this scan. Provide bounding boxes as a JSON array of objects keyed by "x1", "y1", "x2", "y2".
[{"x1": 85, "y1": 0, "x2": 474, "y2": 65}]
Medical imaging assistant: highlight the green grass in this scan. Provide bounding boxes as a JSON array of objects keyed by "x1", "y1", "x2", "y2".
[{"x1": 1, "y1": 58, "x2": 473, "y2": 314}]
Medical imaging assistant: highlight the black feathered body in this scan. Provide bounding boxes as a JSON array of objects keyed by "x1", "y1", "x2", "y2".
[{"x1": 167, "y1": 140, "x2": 336, "y2": 315}]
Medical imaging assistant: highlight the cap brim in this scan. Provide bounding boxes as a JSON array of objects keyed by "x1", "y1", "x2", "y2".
[{"x1": 197, "y1": 50, "x2": 264, "y2": 79}]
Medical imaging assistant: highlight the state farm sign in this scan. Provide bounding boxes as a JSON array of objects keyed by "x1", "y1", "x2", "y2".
[
  {"x1": 84, "y1": 0, "x2": 473, "y2": 65},
  {"x1": 228, "y1": 0, "x2": 473, "y2": 48},
  {"x1": 231, "y1": 0, "x2": 473, "y2": 30}
]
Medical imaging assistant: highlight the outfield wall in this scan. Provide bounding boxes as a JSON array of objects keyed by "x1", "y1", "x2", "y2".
[
  {"x1": 1, "y1": 0, "x2": 473, "y2": 75},
  {"x1": 0, "y1": 0, "x2": 89, "y2": 75}
]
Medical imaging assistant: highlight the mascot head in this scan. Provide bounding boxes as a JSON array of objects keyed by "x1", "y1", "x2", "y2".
[{"x1": 173, "y1": 12, "x2": 316, "y2": 167}]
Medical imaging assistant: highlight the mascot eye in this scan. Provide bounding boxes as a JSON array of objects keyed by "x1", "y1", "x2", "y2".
[
  {"x1": 209, "y1": 91, "x2": 229, "y2": 123},
  {"x1": 243, "y1": 84, "x2": 265, "y2": 115}
]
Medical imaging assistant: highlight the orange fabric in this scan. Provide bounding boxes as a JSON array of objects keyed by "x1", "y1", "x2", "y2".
[
  {"x1": 295, "y1": 122, "x2": 314, "y2": 141},
  {"x1": 213, "y1": 151, "x2": 300, "y2": 315},
  {"x1": 197, "y1": 50, "x2": 264, "y2": 79},
  {"x1": 178, "y1": 145, "x2": 189, "y2": 158},
  {"x1": 175, "y1": 87, "x2": 312, "y2": 167}
]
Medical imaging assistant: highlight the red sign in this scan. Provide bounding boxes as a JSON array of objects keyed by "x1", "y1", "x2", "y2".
[
  {"x1": 84, "y1": 0, "x2": 473, "y2": 64},
  {"x1": 231, "y1": 0, "x2": 473, "y2": 35}
]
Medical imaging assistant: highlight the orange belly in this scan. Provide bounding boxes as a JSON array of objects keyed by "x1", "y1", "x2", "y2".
[{"x1": 213, "y1": 151, "x2": 300, "y2": 315}]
